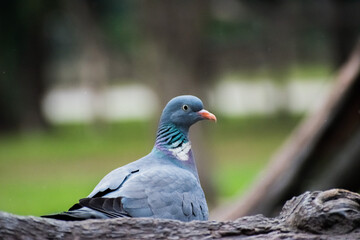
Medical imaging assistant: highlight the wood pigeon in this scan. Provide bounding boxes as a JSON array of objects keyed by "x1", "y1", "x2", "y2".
[{"x1": 42, "y1": 95, "x2": 216, "y2": 222}]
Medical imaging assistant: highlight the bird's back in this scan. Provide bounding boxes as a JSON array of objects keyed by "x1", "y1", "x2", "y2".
[
  {"x1": 42, "y1": 95, "x2": 214, "y2": 222},
  {"x1": 44, "y1": 153, "x2": 208, "y2": 221}
]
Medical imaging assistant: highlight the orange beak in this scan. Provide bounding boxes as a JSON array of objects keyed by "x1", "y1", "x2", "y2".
[{"x1": 198, "y1": 109, "x2": 217, "y2": 122}]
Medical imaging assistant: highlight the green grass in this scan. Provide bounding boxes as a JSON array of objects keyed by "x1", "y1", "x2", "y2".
[
  {"x1": 0, "y1": 121, "x2": 153, "y2": 163},
  {"x1": 0, "y1": 116, "x2": 301, "y2": 216},
  {"x1": 210, "y1": 115, "x2": 301, "y2": 200}
]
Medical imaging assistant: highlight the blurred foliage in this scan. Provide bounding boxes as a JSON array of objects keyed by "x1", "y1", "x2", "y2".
[
  {"x1": 0, "y1": 115, "x2": 301, "y2": 215},
  {"x1": 2, "y1": 0, "x2": 360, "y2": 130},
  {"x1": 90, "y1": 1, "x2": 141, "y2": 54}
]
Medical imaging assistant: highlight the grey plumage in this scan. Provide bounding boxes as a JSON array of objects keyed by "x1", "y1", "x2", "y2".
[{"x1": 42, "y1": 95, "x2": 216, "y2": 221}]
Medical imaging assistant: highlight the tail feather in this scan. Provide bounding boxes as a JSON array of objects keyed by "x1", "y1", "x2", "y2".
[
  {"x1": 42, "y1": 207, "x2": 109, "y2": 221},
  {"x1": 41, "y1": 212, "x2": 88, "y2": 221},
  {"x1": 41, "y1": 198, "x2": 130, "y2": 221}
]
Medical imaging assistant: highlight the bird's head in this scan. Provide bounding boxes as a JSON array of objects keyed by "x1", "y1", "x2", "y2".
[{"x1": 159, "y1": 95, "x2": 216, "y2": 129}]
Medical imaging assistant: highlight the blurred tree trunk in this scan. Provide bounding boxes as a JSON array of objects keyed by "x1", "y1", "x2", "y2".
[
  {"x1": 246, "y1": 0, "x2": 299, "y2": 115},
  {"x1": 138, "y1": 0, "x2": 217, "y2": 206},
  {"x1": 0, "y1": 1, "x2": 54, "y2": 131},
  {"x1": 62, "y1": 0, "x2": 109, "y2": 125},
  {"x1": 332, "y1": 0, "x2": 360, "y2": 68},
  {"x1": 212, "y1": 40, "x2": 360, "y2": 220}
]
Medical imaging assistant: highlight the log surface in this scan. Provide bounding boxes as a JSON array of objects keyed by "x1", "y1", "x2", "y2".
[{"x1": 0, "y1": 189, "x2": 359, "y2": 239}]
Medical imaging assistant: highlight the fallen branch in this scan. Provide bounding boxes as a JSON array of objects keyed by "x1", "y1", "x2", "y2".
[{"x1": 1, "y1": 189, "x2": 359, "y2": 239}]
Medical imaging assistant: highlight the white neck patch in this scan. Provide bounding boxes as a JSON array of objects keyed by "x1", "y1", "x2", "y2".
[{"x1": 169, "y1": 142, "x2": 191, "y2": 161}]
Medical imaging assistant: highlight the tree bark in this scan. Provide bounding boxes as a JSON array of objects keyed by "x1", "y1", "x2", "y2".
[
  {"x1": 0, "y1": 1, "x2": 53, "y2": 131},
  {"x1": 1, "y1": 189, "x2": 359, "y2": 239}
]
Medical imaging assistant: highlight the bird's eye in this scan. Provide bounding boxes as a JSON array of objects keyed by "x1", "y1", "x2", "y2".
[{"x1": 182, "y1": 105, "x2": 189, "y2": 111}]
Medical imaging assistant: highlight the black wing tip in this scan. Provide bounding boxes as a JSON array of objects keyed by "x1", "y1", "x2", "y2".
[
  {"x1": 68, "y1": 203, "x2": 82, "y2": 211},
  {"x1": 79, "y1": 197, "x2": 91, "y2": 205},
  {"x1": 79, "y1": 197, "x2": 131, "y2": 218}
]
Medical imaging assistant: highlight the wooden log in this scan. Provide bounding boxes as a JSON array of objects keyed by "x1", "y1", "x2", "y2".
[{"x1": 1, "y1": 189, "x2": 359, "y2": 239}]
